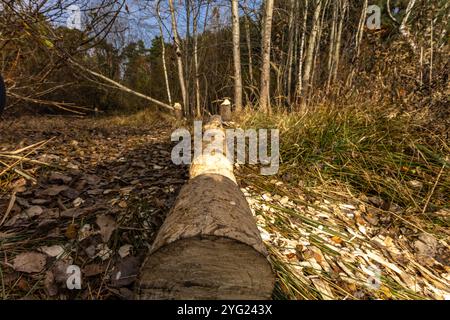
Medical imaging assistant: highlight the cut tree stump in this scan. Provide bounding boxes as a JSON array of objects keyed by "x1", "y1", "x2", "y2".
[{"x1": 136, "y1": 116, "x2": 274, "y2": 299}]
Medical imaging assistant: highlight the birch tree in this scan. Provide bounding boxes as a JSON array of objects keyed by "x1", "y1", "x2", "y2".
[
  {"x1": 193, "y1": 1, "x2": 201, "y2": 116},
  {"x1": 168, "y1": 0, "x2": 188, "y2": 114},
  {"x1": 259, "y1": 0, "x2": 275, "y2": 113},
  {"x1": 301, "y1": 0, "x2": 322, "y2": 103},
  {"x1": 156, "y1": 1, "x2": 172, "y2": 106},
  {"x1": 231, "y1": 0, "x2": 243, "y2": 112},
  {"x1": 296, "y1": 0, "x2": 309, "y2": 102}
]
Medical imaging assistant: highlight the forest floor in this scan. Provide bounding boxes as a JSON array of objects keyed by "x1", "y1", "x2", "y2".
[{"x1": 0, "y1": 113, "x2": 448, "y2": 300}]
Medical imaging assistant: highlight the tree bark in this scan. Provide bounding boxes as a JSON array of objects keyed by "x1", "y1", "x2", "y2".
[
  {"x1": 259, "y1": 0, "x2": 275, "y2": 114},
  {"x1": 232, "y1": 0, "x2": 243, "y2": 112},
  {"x1": 137, "y1": 116, "x2": 274, "y2": 300},
  {"x1": 331, "y1": 0, "x2": 347, "y2": 87},
  {"x1": 193, "y1": 1, "x2": 201, "y2": 117},
  {"x1": 399, "y1": 0, "x2": 418, "y2": 54},
  {"x1": 156, "y1": 1, "x2": 172, "y2": 106},
  {"x1": 243, "y1": 6, "x2": 254, "y2": 88},
  {"x1": 168, "y1": 0, "x2": 188, "y2": 115},
  {"x1": 346, "y1": 0, "x2": 368, "y2": 87},
  {"x1": 302, "y1": 0, "x2": 322, "y2": 103},
  {"x1": 295, "y1": 0, "x2": 309, "y2": 103},
  {"x1": 285, "y1": 0, "x2": 296, "y2": 104}
]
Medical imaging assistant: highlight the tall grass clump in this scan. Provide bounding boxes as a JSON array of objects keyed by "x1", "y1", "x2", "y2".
[{"x1": 240, "y1": 103, "x2": 449, "y2": 222}]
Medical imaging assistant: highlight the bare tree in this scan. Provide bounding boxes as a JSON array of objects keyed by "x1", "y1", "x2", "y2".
[
  {"x1": 259, "y1": 0, "x2": 275, "y2": 113},
  {"x1": 301, "y1": 0, "x2": 322, "y2": 104},
  {"x1": 295, "y1": 0, "x2": 309, "y2": 103},
  {"x1": 231, "y1": 0, "x2": 243, "y2": 112},
  {"x1": 346, "y1": 0, "x2": 368, "y2": 87},
  {"x1": 193, "y1": 1, "x2": 202, "y2": 117},
  {"x1": 243, "y1": 4, "x2": 254, "y2": 88},
  {"x1": 168, "y1": 0, "x2": 188, "y2": 114},
  {"x1": 156, "y1": 1, "x2": 172, "y2": 106}
]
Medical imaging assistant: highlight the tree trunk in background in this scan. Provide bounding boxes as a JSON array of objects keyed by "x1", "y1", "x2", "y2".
[
  {"x1": 295, "y1": 0, "x2": 309, "y2": 104},
  {"x1": 156, "y1": 2, "x2": 172, "y2": 106},
  {"x1": 285, "y1": 0, "x2": 296, "y2": 104},
  {"x1": 244, "y1": 8, "x2": 254, "y2": 88},
  {"x1": 185, "y1": 0, "x2": 192, "y2": 115},
  {"x1": 326, "y1": 0, "x2": 337, "y2": 91},
  {"x1": 302, "y1": 0, "x2": 322, "y2": 106},
  {"x1": 259, "y1": 0, "x2": 274, "y2": 114},
  {"x1": 168, "y1": 0, "x2": 188, "y2": 115},
  {"x1": 309, "y1": 0, "x2": 328, "y2": 101},
  {"x1": 347, "y1": 0, "x2": 368, "y2": 87},
  {"x1": 331, "y1": 0, "x2": 347, "y2": 89},
  {"x1": 231, "y1": 0, "x2": 243, "y2": 112},
  {"x1": 193, "y1": 2, "x2": 201, "y2": 117},
  {"x1": 400, "y1": 0, "x2": 418, "y2": 54}
]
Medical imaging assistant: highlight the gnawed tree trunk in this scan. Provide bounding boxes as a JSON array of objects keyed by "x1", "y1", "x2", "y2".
[{"x1": 137, "y1": 116, "x2": 274, "y2": 299}]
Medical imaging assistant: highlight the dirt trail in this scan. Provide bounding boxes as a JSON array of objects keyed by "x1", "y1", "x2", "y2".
[{"x1": 0, "y1": 116, "x2": 187, "y2": 299}]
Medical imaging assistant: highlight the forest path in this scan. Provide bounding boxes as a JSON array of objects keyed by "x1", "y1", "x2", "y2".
[
  {"x1": 0, "y1": 116, "x2": 187, "y2": 299},
  {"x1": 0, "y1": 116, "x2": 448, "y2": 300}
]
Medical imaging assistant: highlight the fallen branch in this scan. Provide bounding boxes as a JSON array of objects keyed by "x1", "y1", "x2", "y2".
[{"x1": 68, "y1": 58, "x2": 174, "y2": 111}]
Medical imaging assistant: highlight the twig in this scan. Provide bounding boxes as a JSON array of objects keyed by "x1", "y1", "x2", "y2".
[
  {"x1": 422, "y1": 163, "x2": 446, "y2": 215},
  {"x1": 0, "y1": 192, "x2": 16, "y2": 226}
]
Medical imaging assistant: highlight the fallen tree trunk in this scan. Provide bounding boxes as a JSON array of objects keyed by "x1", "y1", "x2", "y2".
[{"x1": 137, "y1": 116, "x2": 274, "y2": 299}]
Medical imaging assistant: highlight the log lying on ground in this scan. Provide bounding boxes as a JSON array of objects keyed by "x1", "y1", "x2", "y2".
[{"x1": 136, "y1": 116, "x2": 274, "y2": 299}]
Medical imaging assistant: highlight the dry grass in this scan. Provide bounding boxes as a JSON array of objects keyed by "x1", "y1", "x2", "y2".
[{"x1": 237, "y1": 103, "x2": 449, "y2": 300}]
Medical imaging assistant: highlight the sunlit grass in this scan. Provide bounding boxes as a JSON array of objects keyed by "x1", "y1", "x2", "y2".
[{"x1": 238, "y1": 103, "x2": 449, "y2": 300}]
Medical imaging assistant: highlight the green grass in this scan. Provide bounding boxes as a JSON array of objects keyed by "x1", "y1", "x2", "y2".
[
  {"x1": 238, "y1": 103, "x2": 449, "y2": 300},
  {"x1": 240, "y1": 103, "x2": 449, "y2": 217}
]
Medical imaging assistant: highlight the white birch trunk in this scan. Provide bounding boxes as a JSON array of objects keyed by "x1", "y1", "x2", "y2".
[{"x1": 231, "y1": 0, "x2": 243, "y2": 112}]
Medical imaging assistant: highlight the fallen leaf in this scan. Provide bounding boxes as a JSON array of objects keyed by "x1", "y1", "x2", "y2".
[
  {"x1": 118, "y1": 201, "x2": 127, "y2": 208},
  {"x1": 331, "y1": 236, "x2": 343, "y2": 245},
  {"x1": 39, "y1": 245, "x2": 65, "y2": 258},
  {"x1": 39, "y1": 185, "x2": 69, "y2": 196},
  {"x1": 118, "y1": 245, "x2": 132, "y2": 258},
  {"x1": 44, "y1": 271, "x2": 58, "y2": 296},
  {"x1": 73, "y1": 197, "x2": 84, "y2": 207},
  {"x1": 110, "y1": 256, "x2": 140, "y2": 287},
  {"x1": 49, "y1": 172, "x2": 72, "y2": 184},
  {"x1": 96, "y1": 244, "x2": 112, "y2": 261},
  {"x1": 83, "y1": 263, "x2": 107, "y2": 277},
  {"x1": 78, "y1": 224, "x2": 95, "y2": 241},
  {"x1": 13, "y1": 252, "x2": 47, "y2": 273},
  {"x1": 65, "y1": 223, "x2": 78, "y2": 239},
  {"x1": 96, "y1": 214, "x2": 117, "y2": 242},
  {"x1": 25, "y1": 205, "x2": 43, "y2": 218}
]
